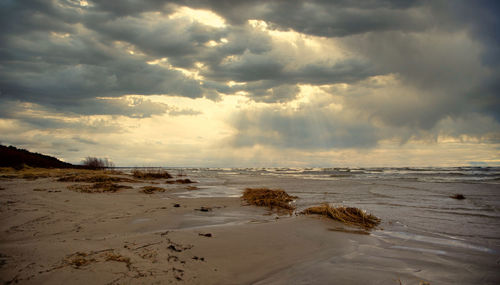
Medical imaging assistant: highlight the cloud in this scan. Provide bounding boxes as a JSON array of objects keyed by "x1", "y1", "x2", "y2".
[
  {"x1": 229, "y1": 104, "x2": 380, "y2": 150},
  {"x1": 174, "y1": 0, "x2": 427, "y2": 36},
  {"x1": 0, "y1": 0, "x2": 499, "y2": 165}
]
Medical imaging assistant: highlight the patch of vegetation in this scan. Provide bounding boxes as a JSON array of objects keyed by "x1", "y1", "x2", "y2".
[
  {"x1": 81, "y1": 156, "x2": 115, "y2": 170},
  {"x1": 450, "y1": 194, "x2": 465, "y2": 200},
  {"x1": 132, "y1": 168, "x2": 172, "y2": 179},
  {"x1": 103, "y1": 252, "x2": 131, "y2": 269},
  {"x1": 165, "y1": 178, "x2": 196, "y2": 184},
  {"x1": 302, "y1": 204, "x2": 380, "y2": 229},
  {"x1": 21, "y1": 172, "x2": 51, "y2": 180},
  {"x1": 0, "y1": 145, "x2": 75, "y2": 169},
  {"x1": 33, "y1": 188, "x2": 47, "y2": 192},
  {"x1": 242, "y1": 188, "x2": 297, "y2": 212},
  {"x1": 57, "y1": 174, "x2": 132, "y2": 183},
  {"x1": 140, "y1": 186, "x2": 166, "y2": 194},
  {"x1": 68, "y1": 182, "x2": 132, "y2": 193},
  {"x1": 64, "y1": 252, "x2": 97, "y2": 269}
]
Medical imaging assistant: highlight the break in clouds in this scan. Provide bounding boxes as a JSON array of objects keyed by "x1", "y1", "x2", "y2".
[{"x1": 0, "y1": 0, "x2": 499, "y2": 165}]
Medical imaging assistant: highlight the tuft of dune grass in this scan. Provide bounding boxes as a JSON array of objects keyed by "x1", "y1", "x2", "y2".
[
  {"x1": 165, "y1": 178, "x2": 196, "y2": 184},
  {"x1": 103, "y1": 252, "x2": 131, "y2": 269},
  {"x1": 132, "y1": 168, "x2": 172, "y2": 179},
  {"x1": 242, "y1": 188, "x2": 297, "y2": 211},
  {"x1": 302, "y1": 204, "x2": 380, "y2": 229},
  {"x1": 68, "y1": 182, "x2": 132, "y2": 193},
  {"x1": 58, "y1": 174, "x2": 132, "y2": 183},
  {"x1": 140, "y1": 186, "x2": 166, "y2": 194}
]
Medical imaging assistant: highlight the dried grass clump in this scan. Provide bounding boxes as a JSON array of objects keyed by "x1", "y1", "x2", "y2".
[
  {"x1": 103, "y1": 252, "x2": 131, "y2": 269},
  {"x1": 21, "y1": 172, "x2": 51, "y2": 180},
  {"x1": 302, "y1": 204, "x2": 380, "y2": 229},
  {"x1": 68, "y1": 182, "x2": 132, "y2": 193},
  {"x1": 65, "y1": 252, "x2": 96, "y2": 269},
  {"x1": 165, "y1": 179, "x2": 195, "y2": 184},
  {"x1": 140, "y1": 186, "x2": 166, "y2": 194},
  {"x1": 81, "y1": 157, "x2": 115, "y2": 170},
  {"x1": 132, "y1": 168, "x2": 172, "y2": 179},
  {"x1": 57, "y1": 174, "x2": 131, "y2": 183},
  {"x1": 242, "y1": 188, "x2": 297, "y2": 211}
]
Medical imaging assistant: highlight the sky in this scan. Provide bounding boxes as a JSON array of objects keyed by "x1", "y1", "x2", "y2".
[{"x1": 1, "y1": 0, "x2": 499, "y2": 167}]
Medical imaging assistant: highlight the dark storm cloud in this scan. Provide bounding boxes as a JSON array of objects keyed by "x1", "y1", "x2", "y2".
[
  {"x1": 0, "y1": 0, "x2": 387, "y2": 110},
  {"x1": 0, "y1": 0, "x2": 205, "y2": 113},
  {"x1": 180, "y1": 0, "x2": 500, "y2": 123},
  {"x1": 89, "y1": 0, "x2": 174, "y2": 17},
  {"x1": 175, "y1": 0, "x2": 427, "y2": 36}
]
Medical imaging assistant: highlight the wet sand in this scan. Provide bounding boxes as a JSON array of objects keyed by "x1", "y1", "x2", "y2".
[{"x1": 0, "y1": 169, "x2": 498, "y2": 284}]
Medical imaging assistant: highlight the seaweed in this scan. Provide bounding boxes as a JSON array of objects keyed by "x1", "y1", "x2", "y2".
[{"x1": 302, "y1": 204, "x2": 380, "y2": 229}]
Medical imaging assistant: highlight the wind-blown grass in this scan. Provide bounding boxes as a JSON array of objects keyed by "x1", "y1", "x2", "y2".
[
  {"x1": 242, "y1": 188, "x2": 297, "y2": 211},
  {"x1": 68, "y1": 182, "x2": 132, "y2": 193},
  {"x1": 165, "y1": 178, "x2": 195, "y2": 184},
  {"x1": 302, "y1": 204, "x2": 380, "y2": 229},
  {"x1": 132, "y1": 168, "x2": 172, "y2": 179},
  {"x1": 58, "y1": 174, "x2": 132, "y2": 183},
  {"x1": 140, "y1": 186, "x2": 166, "y2": 194}
]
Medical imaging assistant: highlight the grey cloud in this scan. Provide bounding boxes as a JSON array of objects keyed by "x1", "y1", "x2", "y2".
[
  {"x1": 178, "y1": 0, "x2": 500, "y2": 122},
  {"x1": 89, "y1": 0, "x2": 174, "y2": 17},
  {"x1": 205, "y1": 55, "x2": 377, "y2": 102},
  {"x1": 73, "y1": 136, "x2": 98, "y2": 145},
  {"x1": 248, "y1": 84, "x2": 301, "y2": 103},
  {"x1": 176, "y1": 0, "x2": 428, "y2": 36},
  {"x1": 0, "y1": 0, "x2": 384, "y2": 110},
  {"x1": 1, "y1": 0, "x2": 499, "y2": 152},
  {"x1": 1, "y1": 0, "x2": 206, "y2": 114},
  {"x1": 0, "y1": 99, "x2": 119, "y2": 132},
  {"x1": 335, "y1": 30, "x2": 498, "y2": 131},
  {"x1": 83, "y1": 13, "x2": 226, "y2": 63},
  {"x1": 230, "y1": 107, "x2": 380, "y2": 150},
  {"x1": 68, "y1": 97, "x2": 170, "y2": 118}
]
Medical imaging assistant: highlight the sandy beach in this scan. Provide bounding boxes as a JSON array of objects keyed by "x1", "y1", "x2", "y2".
[{"x1": 0, "y1": 168, "x2": 499, "y2": 284}]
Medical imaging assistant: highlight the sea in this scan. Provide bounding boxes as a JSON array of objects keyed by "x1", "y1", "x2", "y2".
[
  {"x1": 161, "y1": 167, "x2": 500, "y2": 254},
  {"x1": 122, "y1": 166, "x2": 500, "y2": 280}
]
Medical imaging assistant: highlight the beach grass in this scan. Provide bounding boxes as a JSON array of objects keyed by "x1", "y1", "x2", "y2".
[
  {"x1": 132, "y1": 168, "x2": 172, "y2": 179},
  {"x1": 68, "y1": 182, "x2": 132, "y2": 193},
  {"x1": 140, "y1": 186, "x2": 166, "y2": 194},
  {"x1": 165, "y1": 178, "x2": 196, "y2": 184},
  {"x1": 58, "y1": 174, "x2": 132, "y2": 183},
  {"x1": 242, "y1": 188, "x2": 297, "y2": 211},
  {"x1": 302, "y1": 204, "x2": 380, "y2": 229}
]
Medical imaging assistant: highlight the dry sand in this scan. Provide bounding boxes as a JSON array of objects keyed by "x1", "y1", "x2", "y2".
[{"x1": 0, "y1": 169, "x2": 497, "y2": 284}]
